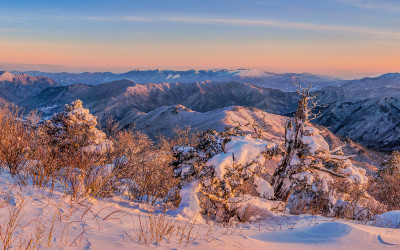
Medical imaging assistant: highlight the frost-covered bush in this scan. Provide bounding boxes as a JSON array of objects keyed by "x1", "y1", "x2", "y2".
[
  {"x1": 44, "y1": 100, "x2": 112, "y2": 153},
  {"x1": 42, "y1": 100, "x2": 116, "y2": 197},
  {"x1": 171, "y1": 129, "x2": 283, "y2": 222}
]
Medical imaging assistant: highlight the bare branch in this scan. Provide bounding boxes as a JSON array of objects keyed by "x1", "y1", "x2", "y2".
[{"x1": 311, "y1": 166, "x2": 346, "y2": 178}]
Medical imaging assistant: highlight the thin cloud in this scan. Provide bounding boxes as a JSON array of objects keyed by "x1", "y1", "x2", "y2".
[
  {"x1": 0, "y1": 15, "x2": 27, "y2": 22},
  {"x1": 85, "y1": 16, "x2": 152, "y2": 22},
  {"x1": 120, "y1": 16, "x2": 152, "y2": 22},
  {"x1": 339, "y1": 0, "x2": 400, "y2": 11},
  {"x1": 83, "y1": 15, "x2": 400, "y2": 40},
  {"x1": 84, "y1": 16, "x2": 115, "y2": 21},
  {"x1": 0, "y1": 28, "x2": 23, "y2": 32},
  {"x1": 84, "y1": 16, "x2": 151, "y2": 22}
]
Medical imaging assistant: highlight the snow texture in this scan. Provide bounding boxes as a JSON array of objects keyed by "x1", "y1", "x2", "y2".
[
  {"x1": 206, "y1": 135, "x2": 268, "y2": 180},
  {"x1": 254, "y1": 176, "x2": 274, "y2": 199}
]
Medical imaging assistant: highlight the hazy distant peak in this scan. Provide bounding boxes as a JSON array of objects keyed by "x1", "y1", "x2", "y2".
[
  {"x1": 339, "y1": 72, "x2": 400, "y2": 90},
  {"x1": 379, "y1": 72, "x2": 400, "y2": 79},
  {"x1": 233, "y1": 69, "x2": 274, "y2": 78}
]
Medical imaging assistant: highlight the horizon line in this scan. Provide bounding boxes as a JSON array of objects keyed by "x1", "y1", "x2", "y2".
[{"x1": 1, "y1": 64, "x2": 397, "y2": 80}]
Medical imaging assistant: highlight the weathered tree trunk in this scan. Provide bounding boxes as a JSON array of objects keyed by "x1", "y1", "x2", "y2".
[{"x1": 272, "y1": 93, "x2": 308, "y2": 202}]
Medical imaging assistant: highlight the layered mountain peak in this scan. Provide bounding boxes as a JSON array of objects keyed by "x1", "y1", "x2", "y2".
[
  {"x1": 339, "y1": 72, "x2": 400, "y2": 90},
  {"x1": 0, "y1": 71, "x2": 57, "y2": 86},
  {"x1": 0, "y1": 71, "x2": 16, "y2": 82},
  {"x1": 0, "y1": 71, "x2": 58, "y2": 103}
]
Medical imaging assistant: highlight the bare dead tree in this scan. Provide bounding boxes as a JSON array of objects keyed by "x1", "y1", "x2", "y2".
[{"x1": 272, "y1": 85, "x2": 311, "y2": 202}]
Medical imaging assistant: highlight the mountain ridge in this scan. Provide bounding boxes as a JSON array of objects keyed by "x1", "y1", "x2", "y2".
[
  {"x1": 11, "y1": 69, "x2": 341, "y2": 91},
  {"x1": 0, "y1": 71, "x2": 57, "y2": 103},
  {"x1": 3, "y1": 71, "x2": 400, "y2": 150}
]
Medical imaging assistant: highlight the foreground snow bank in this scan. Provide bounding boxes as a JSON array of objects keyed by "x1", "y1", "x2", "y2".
[
  {"x1": 250, "y1": 221, "x2": 400, "y2": 249},
  {"x1": 0, "y1": 170, "x2": 399, "y2": 249}
]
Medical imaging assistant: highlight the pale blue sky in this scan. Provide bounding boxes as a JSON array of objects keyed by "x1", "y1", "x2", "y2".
[{"x1": 1, "y1": 0, "x2": 399, "y2": 78}]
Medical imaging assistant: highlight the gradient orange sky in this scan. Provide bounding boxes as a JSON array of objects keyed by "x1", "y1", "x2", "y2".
[{"x1": 1, "y1": 0, "x2": 400, "y2": 79}]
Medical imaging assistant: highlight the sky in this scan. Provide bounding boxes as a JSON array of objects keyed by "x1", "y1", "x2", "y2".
[{"x1": 1, "y1": 0, "x2": 400, "y2": 79}]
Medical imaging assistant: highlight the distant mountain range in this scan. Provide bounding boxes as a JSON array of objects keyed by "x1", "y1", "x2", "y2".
[
  {"x1": 1, "y1": 70, "x2": 400, "y2": 151},
  {"x1": 18, "y1": 80, "x2": 299, "y2": 121},
  {"x1": 0, "y1": 71, "x2": 57, "y2": 103},
  {"x1": 11, "y1": 69, "x2": 341, "y2": 92},
  {"x1": 338, "y1": 73, "x2": 400, "y2": 90}
]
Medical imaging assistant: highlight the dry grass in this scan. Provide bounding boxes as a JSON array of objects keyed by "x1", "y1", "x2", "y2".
[
  {"x1": 124, "y1": 213, "x2": 200, "y2": 246},
  {"x1": 124, "y1": 211, "x2": 248, "y2": 247},
  {"x1": 0, "y1": 196, "x2": 26, "y2": 249},
  {"x1": 0, "y1": 184, "x2": 94, "y2": 249}
]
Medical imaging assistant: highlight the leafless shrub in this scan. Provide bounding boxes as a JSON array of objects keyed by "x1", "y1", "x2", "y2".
[
  {"x1": 56, "y1": 150, "x2": 110, "y2": 198},
  {"x1": 369, "y1": 151, "x2": 400, "y2": 211},
  {"x1": 27, "y1": 129, "x2": 62, "y2": 189},
  {"x1": 171, "y1": 126, "x2": 200, "y2": 147},
  {"x1": 231, "y1": 111, "x2": 270, "y2": 139},
  {"x1": 157, "y1": 126, "x2": 200, "y2": 150},
  {"x1": 0, "y1": 105, "x2": 39, "y2": 181},
  {"x1": 114, "y1": 130, "x2": 178, "y2": 203}
]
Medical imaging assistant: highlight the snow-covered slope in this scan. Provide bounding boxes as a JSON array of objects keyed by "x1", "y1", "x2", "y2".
[
  {"x1": 249, "y1": 221, "x2": 400, "y2": 249},
  {"x1": 120, "y1": 105, "x2": 286, "y2": 142},
  {"x1": 315, "y1": 97, "x2": 400, "y2": 150},
  {"x1": 124, "y1": 105, "x2": 384, "y2": 173}
]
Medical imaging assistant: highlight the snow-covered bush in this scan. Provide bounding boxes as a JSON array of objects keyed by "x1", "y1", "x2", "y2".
[
  {"x1": 171, "y1": 129, "x2": 283, "y2": 222},
  {"x1": 271, "y1": 86, "x2": 377, "y2": 219},
  {"x1": 44, "y1": 100, "x2": 112, "y2": 153},
  {"x1": 40, "y1": 100, "x2": 117, "y2": 197}
]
